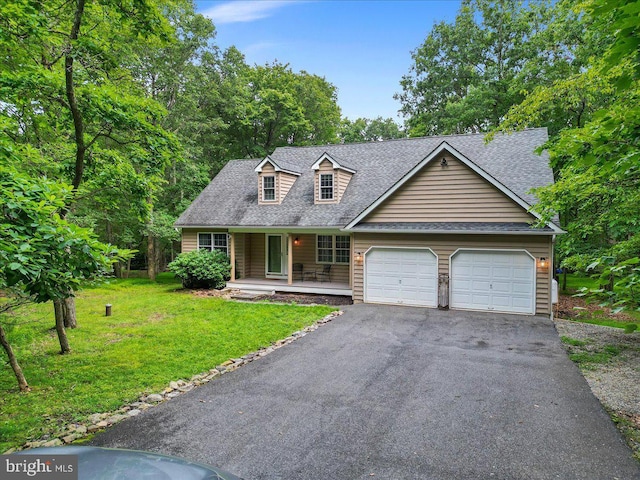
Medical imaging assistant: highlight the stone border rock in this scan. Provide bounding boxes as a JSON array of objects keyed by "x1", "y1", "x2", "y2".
[{"x1": 5, "y1": 310, "x2": 343, "y2": 454}]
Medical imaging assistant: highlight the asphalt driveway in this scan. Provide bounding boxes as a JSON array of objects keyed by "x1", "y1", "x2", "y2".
[{"x1": 90, "y1": 305, "x2": 640, "y2": 479}]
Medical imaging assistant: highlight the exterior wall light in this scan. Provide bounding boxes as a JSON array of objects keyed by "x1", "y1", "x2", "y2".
[
  {"x1": 293, "y1": 237, "x2": 300, "y2": 246},
  {"x1": 355, "y1": 252, "x2": 363, "y2": 264},
  {"x1": 539, "y1": 257, "x2": 547, "y2": 268}
]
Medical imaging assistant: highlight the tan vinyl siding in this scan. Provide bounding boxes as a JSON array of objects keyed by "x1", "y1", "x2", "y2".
[
  {"x1": 279, "y1": 172, "x2": 297, "y2": 200},
  {"x1": 233, "y1": 233, "x2": 246, "y2": 278},
  {"x1": 336, "y1": 169, "x2": 353, "y2": 202},
  {"x1": 247, "y1": 233, "x2": 265, "y2": 277},
  {"x1": 364, "y1": 155, "x2": 535, "y2": 223},
  {"x1": 181, "y1": 229, "x2": 198, "y2": 253},
  {"x1": 315, "y1": 159, "x2": 338, "y2": 204},
  {"x1": 290, "y1": 234, "x2": 350, "y2": 285},
  {"x1": 353, "y1": 233, "x2": 551, "y2": 315}
]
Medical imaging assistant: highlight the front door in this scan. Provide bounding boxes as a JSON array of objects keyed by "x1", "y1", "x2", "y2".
[{"x1": 266, "y1": 234, "x2": 288, "y2": 278}]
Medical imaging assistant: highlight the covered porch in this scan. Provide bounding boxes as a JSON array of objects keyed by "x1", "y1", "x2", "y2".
[{"x1": 228, "y1": 231, "x2": 353, "y2": 296}]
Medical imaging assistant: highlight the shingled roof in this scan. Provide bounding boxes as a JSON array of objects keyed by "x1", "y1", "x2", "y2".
[{"x1": 175, "y1": 128, "x2": 556, "y2": 230}]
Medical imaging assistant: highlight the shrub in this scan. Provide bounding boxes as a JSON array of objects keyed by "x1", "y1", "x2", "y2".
[{"x1": 168, "y1": 249, "x2": 231, "y2": 289}]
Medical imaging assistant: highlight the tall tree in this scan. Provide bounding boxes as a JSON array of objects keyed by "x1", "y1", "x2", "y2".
[
  {"x1": 396, "y1": 0, "x2": 601, "y2": 137},
  {"x1": 208, "y1": 59, "x2": 341, "y2": 161},
  {"x1": 497, "y1": 0, "x2": 640, "y2": 309},
  {"x1": 339, "y1": 117, "x2": 405, "y2": 143},
  {"x1": 0, "y1": 1, "x2": 180, "y2": 287}
]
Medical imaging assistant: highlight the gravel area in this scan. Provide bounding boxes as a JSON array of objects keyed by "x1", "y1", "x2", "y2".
[{"x1": 554, "y1": 317, "x2": 640, "y2": 457}]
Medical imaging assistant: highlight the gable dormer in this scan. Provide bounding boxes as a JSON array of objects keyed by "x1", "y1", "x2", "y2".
[
  {"x1": 254, "y1": 156, "x2": 300, "y2": 205},
  {"x1": 311, "y1": 153, "x2": 356, "y2": 204}
]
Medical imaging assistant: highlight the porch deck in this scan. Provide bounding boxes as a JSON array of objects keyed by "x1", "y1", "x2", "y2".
[{"x1": 228, "y1": 277, "x2": 352, "y2": 296}]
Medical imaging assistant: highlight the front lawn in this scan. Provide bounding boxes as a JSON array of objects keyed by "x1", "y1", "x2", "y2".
[{"x1": 0, "y1": 274, "x2": 335, "y2": 452}]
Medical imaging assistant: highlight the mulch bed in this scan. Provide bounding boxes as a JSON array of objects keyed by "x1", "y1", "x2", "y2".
[
  {"x1": 555, "y1": 293, "x2": 636, "y2": 322},
  {"x1": 252, "y1": 293, "x2": 353, "y2": 306},
  {"x1": 189, "y1": 288, "x2": 352, "y2": 306}
]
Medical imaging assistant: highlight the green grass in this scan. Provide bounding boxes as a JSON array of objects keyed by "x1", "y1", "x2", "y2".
[
  {"x1": 0, "y1": 274, "x2": 335, "y2": 452},
  {"x1": 560, "y1": 336, "x2": 590, "y2": 347},
  {"x1": 559, "y1": 273, "x2": 600, "y2": 293}
]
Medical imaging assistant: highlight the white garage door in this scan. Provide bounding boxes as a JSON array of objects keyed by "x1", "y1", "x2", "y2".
[
  {"x1": 451, "y1": 250, "x2": 535, "y2": 314},
  {"x1": 365, "y1": 248, "x2": 437, "y2": 307}
]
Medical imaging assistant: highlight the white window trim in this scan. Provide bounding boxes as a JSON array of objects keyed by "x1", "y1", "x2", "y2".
[
  {"x1": 316, "y1": 234, "x2": 350, "y2": 265},
  {"x1": 197, "y1": 232, "x2": 229, "y2": 255},
  {"x1": 262, "y1": 175, "x2": 276, "y2": 202},
  {"x1": 318, "y1": 173, "x2": 334, "y2": 201}
]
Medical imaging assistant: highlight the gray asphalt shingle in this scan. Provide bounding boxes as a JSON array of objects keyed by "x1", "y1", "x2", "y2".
[{"x1": 175, "y1": 128, "x2": 553, "y2": 229}]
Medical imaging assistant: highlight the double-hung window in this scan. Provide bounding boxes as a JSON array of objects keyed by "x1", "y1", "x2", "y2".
[
  {"x1": 335, "y1": 235, "x2": 350, "y2": 264},
  {"x1": 316, "y1": 235, "x2": 350, "y2": 264},
  {"x1": 262, "y1": 175, "x2": 276, "y2": 201},
  {"x1": 319, "y1": 173, "x2": 334, "y2": 200},
  {"x1": 198, "y1": 233, "x2": 229, "y2": 255}
]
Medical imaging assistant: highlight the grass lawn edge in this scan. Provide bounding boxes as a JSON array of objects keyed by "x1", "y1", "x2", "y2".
[{"x1": 3, "y1": 310, "x2": 343, "y2": 454}]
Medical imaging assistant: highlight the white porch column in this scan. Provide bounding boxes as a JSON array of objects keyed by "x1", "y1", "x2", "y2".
[
  {"x1": 287, "y1": 234, "x2": 293, "y2": 285},
  {"x1": 229, "y1": 232, "x2": 236, "y2": 283}
]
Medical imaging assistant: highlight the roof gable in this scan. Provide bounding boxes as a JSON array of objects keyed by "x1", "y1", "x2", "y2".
[
  {"x1": 311, "y1": 152, "x2": 356, "y2": 173},
  {"x1": 254, "y1": 156, "x2": 301, "y2": 176},
  {"x1": 345, "y1": 142, "x2": 561, "y2": 232},
  {"x1": 360, "y1": 149, "x2": 535, "y2": 224}
]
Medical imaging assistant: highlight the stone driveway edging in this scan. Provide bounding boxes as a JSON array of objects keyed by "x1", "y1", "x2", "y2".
[{"x1": 4, "y1": 310, "x2": 343, "y2": 454}]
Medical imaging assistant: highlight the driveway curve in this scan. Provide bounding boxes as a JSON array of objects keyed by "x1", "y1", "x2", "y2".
[{"x1": 90, "y1": 305, "x2": 640, "y2": 480}]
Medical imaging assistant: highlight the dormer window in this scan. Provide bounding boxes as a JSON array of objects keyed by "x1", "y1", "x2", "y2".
[
  {"x1": 255, "y1": 156, "x2": 300, "y2": 205},
  {"x1": 262, "y1": 175, "x2": 276, "y2": 201},
  {"x1": 312, "y1": 153, "x2": 355, "y2": 204},
  {"x1": 320, "y1": 173, "x2": 334, "y2": 200}
]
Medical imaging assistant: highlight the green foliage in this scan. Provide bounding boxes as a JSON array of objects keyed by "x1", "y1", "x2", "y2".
[
  {"x1": 0, "y1": 275, "x2": 335, "y2": 451},
  {"x1": 168, "y1": 249, "x2": 231, "y2": 289},
  {"x1": 397, "y1": 0, "x2": 596, "y2": 136},
  {"x1": 339, "y1": 117, "x2": 405, "y2": 143},
  {"x1": 497, "y1": 0, "x2": 640, "y2": 311},
  {"x1": 0, "y1": 167, "x2": 129, "y2": 302}
]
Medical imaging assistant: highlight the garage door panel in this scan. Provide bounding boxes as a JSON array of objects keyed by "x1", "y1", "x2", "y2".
[
  {"x1": 513, "y1": 267, "x2": 532, "y2": 280},
  {"x1": 471, "y1": 265, "x2": 491, "y2": 277},
  {"x1": 512, "y1": 282, "x2": 533, "y2": 294},
  {"x1": 451, "y1": 251, "x2": 535, "y2": 315},
  {"x1": 365, "y1": 248, "x2": 437, "y2": 307}
]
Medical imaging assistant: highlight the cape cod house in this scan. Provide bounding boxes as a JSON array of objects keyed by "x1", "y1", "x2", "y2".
[{"x1": 175, "y1": 128, "x2": 562, "y2": 316}]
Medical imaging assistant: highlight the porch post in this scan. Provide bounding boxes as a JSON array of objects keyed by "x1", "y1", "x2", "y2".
[
  {"x1": 229, "y1": 232, "x2": 236, "y2": 283},
  {"x1": 287, "y1": 234, "x2": 293, "y2": 285}
]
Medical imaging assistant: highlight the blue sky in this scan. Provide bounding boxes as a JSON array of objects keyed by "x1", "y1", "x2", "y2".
[{"x1": 195, "y1": 1, "x2": 461, "y2": 122}]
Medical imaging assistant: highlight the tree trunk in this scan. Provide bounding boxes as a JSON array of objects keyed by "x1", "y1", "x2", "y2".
[
  {"x1": 148, "y1": 234, "x2": 156, "y2": 281},
  {"x1": 54, "y1": 300, "x2": 71, "y2": 354},
  {"x1": 0, "y1": 323, "x2": 30, "y2": 392},
  {"x1": 562, "y1": 268, "x2": 567, "y2": 291},
  {"x1": 64, "y1": 297, "x2": 77, "y2": 328},
  {"x1": 147, "y1": 200, "x2": 156, "y2": 281}
]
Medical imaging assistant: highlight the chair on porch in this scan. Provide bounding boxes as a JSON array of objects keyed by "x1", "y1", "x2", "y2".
[
  {"x1": 316, "y1": 264, "x2": 332, "y2": 283},
  {"x1": 293, "y1": 263, "x2": 304, "y2": 281}
]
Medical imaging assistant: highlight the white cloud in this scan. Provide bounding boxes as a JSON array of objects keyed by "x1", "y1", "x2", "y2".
[{"x1": 202, "y1": 1, "x2": 294, "y2": 25}]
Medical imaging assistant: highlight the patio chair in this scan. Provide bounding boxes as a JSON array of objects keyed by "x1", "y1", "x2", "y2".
[
  {"x1": 293, "y1": 263, "x2": 304, "y2": 281},
  {"x1": 316, "y1": 264, "x2": 332, "y2": 283}
]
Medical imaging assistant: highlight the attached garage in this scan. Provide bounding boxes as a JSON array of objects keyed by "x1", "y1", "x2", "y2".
[
  {"x1": 450, "y1": 250, "x2": 536, "y2": 315},
  {"x1": 364, "y1": 247, "x2": 437, "y2": 307}
]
